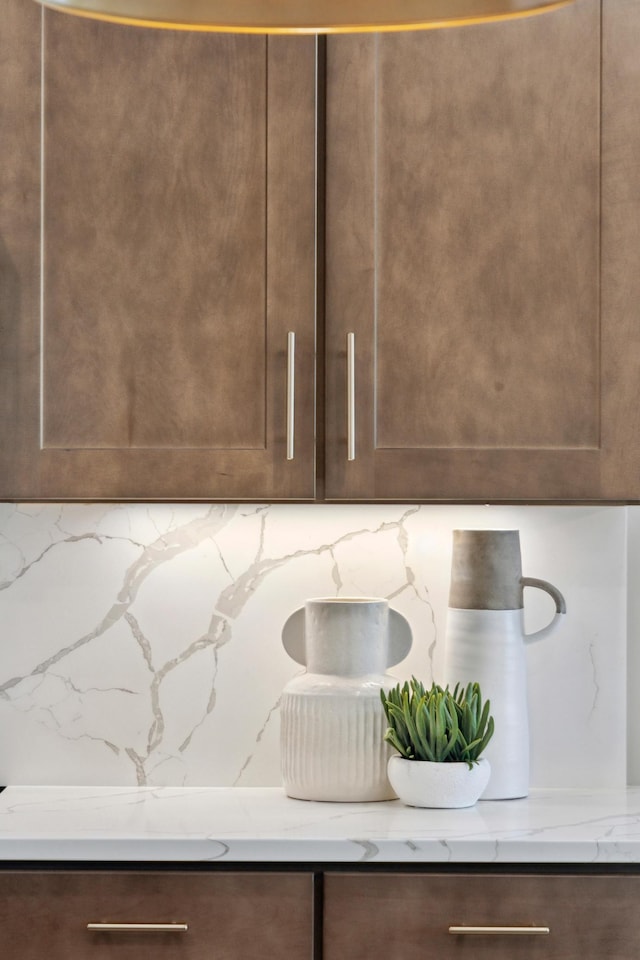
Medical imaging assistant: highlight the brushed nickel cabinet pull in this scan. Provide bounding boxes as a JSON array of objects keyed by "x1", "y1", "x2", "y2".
[
  {"x1": 287, "y1": 330, "x2": 295, "y2": 461},
  {"x1": 87, "y1": 922, "x2": 188, "y2": 933},
  {"x1": 347, "y1": 331, "x2": 355, "y2": 461},
  {"x1": 449, "y1": 925, "x2": 550, "y2": 936}
]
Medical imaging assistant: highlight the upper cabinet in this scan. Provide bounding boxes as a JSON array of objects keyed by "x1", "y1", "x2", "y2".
[
  {"x1": 2, "y1": 0, "x2": 639, "y2": 502},
  {"x1": 0, "y1": 2, "x2": 316, "y2": 500},
  {"x1": 325, "y1": 0, "x2": 640, "y2": 501}
]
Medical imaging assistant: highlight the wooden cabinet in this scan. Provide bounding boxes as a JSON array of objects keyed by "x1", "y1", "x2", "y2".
[
  {"x1": 3, "y1": 0, "x2": 640, "y2": 502},
  {"x1": 324, "y1": 872, "x2": 640, "y2": 960},
  {"x1": 325, "y1": 0, "x2": 640, "y2": 501},
  {"x1": 0, "y1": 1, "x2": 316, "y2": 500},
  {"x1": 1, "y1": 866, "x2": 639, "y2": 960},
  {"x1": 0, "y1": 870, "x2": 313, "y2": 960}
]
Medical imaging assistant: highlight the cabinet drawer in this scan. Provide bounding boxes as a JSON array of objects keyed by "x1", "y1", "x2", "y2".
[
  {"x1": 0, "y1": 871, "x2": 313, "y2": 960},
  {"x1": 324, "y1": 873, "x2": 640, "y2": 960}
]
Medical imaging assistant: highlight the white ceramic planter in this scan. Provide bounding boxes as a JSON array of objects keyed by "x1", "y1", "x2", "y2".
[{"x1": 387, "y1": 756, "x2": 491, "y2": 808}]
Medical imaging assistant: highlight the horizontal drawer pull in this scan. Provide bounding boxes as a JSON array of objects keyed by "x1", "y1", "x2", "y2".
[
  {"x1": 449, "y1": 925, "x2": 550, "y2": 936},
  {"x1": 87, "y1": 923, "x2": 188, "y2": 933}
]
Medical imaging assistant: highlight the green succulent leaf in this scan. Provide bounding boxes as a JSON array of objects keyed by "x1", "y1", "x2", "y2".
[
  {"x1": 384, "y1": 727, "x2": 413, "y2": 759},
  {"x1": 380, "y1": 678, "x2": 495, "y2": 764}
]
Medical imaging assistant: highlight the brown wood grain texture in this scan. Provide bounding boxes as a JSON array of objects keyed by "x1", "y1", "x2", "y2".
[
  {"x1": 265, "y1": 36, "x2": 318, "y2": 499},
  {"x1": 4, "y1": 0, "x2": 640, "y2": 502},
  {"x1": 325, "y1": 0, "x2": 609, "y2": 500},
  {"x1": 324, "y1": 873, "x2": 640, "y2": 960},
  {"x1": 44, "y1": 20, "x2": 268, "y2": 451},
  {"x1": 375, "y1": 8, "x2": 600, "y2": 451},
  {"x1": 324, "y1": 35, "x2": 377, "y2": 499},
  {"x1": 0, "y1": 5, "x2": 315, "y2": 499},
  {"x1": 600, "y1": 0, "x2": 640, "y2": 498},
  {"x1": 0, "y1": 0, "x2": 41, "y2": 497},
  {"x1": 0, "y1": 871, "x2": 313, "y2": 960}
]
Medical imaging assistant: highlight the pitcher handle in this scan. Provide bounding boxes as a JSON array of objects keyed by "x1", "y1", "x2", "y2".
[{"x1": 521, "y1": 577, "x2": 566, "y2": 644}]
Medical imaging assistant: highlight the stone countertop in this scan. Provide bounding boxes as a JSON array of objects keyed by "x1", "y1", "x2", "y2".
[{"x1": 1, "y1": 786, "x2": 640, "y2": 863}]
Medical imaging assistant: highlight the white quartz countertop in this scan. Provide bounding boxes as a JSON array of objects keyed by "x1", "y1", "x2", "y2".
[{"x1": 2, "y1": 786, "x2": 640, "y2": 864}]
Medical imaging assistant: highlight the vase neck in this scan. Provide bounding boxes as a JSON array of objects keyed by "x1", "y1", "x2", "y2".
[{"x1": 304, "y1": 599, "x2": 389, "y2": 675}]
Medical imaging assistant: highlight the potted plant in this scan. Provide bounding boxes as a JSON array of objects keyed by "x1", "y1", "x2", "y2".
[{"x1": 380, "y1": 679, "x2": 495, "y2": 808}]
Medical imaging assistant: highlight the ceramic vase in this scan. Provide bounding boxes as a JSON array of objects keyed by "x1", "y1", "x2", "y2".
[
  {"x1": 442, "y1": 529, "x2": 566, "y2": 800},
  {"x1": 280, "y1": 597, "x2": 412, "y2": 802},
  {"x1": 387, "y1": 756, "x2": 491, "y2": 808}
]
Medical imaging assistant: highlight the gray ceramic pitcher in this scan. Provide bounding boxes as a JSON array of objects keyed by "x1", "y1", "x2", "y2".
[{"x1": 442, "y1": 530, "x2": 566, "y2": 799}]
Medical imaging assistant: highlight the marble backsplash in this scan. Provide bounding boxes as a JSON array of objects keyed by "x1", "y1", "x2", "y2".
[{"x1": 0, "y1": 503, "x2": 628, "y2": 789}]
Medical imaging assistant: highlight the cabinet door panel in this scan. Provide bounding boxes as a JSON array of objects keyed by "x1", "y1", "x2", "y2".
[
  {"x1": 0, "y1": 870, "x2": 313, "y2": 960},
  {"x1": 324, "y1": 873, "x2": 640, "y2": 960},
  {"x1": 325, "y1": 0, "x2": 615, "y2": 500},
  {"x1": 0, "y1": 5, "x2": 316, "y2": 500},
  {"x1": 44, "y1": 27, "x2": 267, "y2": 453}
]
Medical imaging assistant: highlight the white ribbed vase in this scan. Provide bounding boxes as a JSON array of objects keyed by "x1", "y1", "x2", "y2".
[{"x1": 280, "y1": 598, "x2": 412, "y2": 802}]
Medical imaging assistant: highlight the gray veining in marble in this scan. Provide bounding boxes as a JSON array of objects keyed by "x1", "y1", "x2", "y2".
[
  {"x1": 2, "y1": 786, "x2": 640, "y2": 863},
  {"x1": 0, "y1": 503, "x2": 628, "y2": 789}
]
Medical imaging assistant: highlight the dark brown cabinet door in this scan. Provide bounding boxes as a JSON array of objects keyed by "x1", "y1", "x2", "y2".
[
  {"x1": 0, "y1": 3, "x2": 316, "y2": 500},
  {"x1": 324, "y1": 873, "x2": 640, "y2": 960},
  {"x1": 325, "y1": 0, "x2": 640, "y2": 501},
  {"x1": 0, "y1": 870, "x2": 313, "y2": 960}
]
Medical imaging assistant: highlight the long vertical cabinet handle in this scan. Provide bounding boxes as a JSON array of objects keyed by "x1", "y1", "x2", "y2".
[
  {"x1": 448, "y1": 926, "x2": 550, "y2": 936},
  {"x1": 286, "y1": 331, "x2": 295, "y2": 461},
  {"x1": 347, "y1": 332, "x2": 356, "y2": 461}
]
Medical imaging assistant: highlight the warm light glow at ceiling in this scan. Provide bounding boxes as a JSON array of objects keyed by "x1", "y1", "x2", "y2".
[{"x1": 33, "y1": 0, "x2": 574, "y2": 35}]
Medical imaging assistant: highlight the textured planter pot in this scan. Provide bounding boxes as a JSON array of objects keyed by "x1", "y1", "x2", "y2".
[
  {"x1": 387, "y1": 756, "x2": 491, "y2": 808},
  {"x1": 281, "y1": 672, "x2": 395, "y2": 801},
  {"x1": 280, "y1": 597, "x2": 412, "y2": 802}
]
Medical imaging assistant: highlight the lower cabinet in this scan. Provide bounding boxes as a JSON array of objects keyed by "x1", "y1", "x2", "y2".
[
  {"x1": 323, "y1": 873, "x2": 640, "y2": 960},
  {"x1": 3, "y1": 868, "x2": 640, "y2": 960},
  {"x1": 0, "y1": 871, "x2": 313, "y2": 960}
]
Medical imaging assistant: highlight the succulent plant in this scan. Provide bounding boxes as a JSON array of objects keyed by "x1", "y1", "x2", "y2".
[{"x1": 380, "y1": 678, "x2": 494, "y2": 768}]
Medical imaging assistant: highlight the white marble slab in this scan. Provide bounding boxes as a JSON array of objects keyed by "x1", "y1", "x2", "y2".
[
  {"x1": 1, "y1": 786, "x2": 640, "y2": 863},
  {"x1": 0, "y1": 504, "x2": 628, "y2": 791}
]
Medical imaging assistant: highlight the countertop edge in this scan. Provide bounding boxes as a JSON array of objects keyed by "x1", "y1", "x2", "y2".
[{"x1": 2, "y1": 785, "x2": 640, "y2": 864}]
